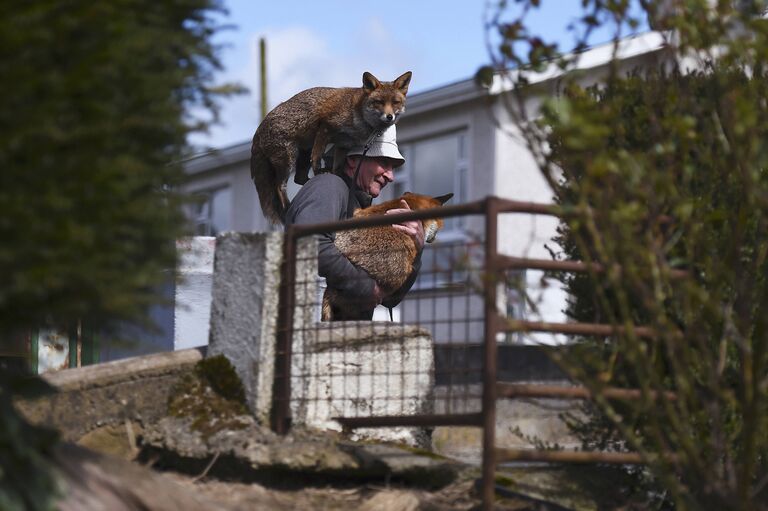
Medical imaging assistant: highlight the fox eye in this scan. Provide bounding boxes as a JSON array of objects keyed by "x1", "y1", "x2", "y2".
[
  {"x1": 392, "y1": 101, "x2": 402, "y2": 107},
  {"x1": 371, "y1": 99, "x2": 383, "y2": 106}
]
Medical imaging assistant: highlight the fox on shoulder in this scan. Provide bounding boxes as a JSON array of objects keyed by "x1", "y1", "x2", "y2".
[
  {"x1": 322, "y1": 192, "x2": 453, "y2": 321},
  {"x1": 250, "y1": 71, "x2": 412, "y2": 224}
]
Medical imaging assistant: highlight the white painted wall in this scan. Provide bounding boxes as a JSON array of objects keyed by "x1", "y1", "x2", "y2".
[
  {"x1": 493, "y1": 95, "x2": 568, "y2": 344},
  {"x1": 174, "y1": 237, "x2": 216, "y2": 349}
]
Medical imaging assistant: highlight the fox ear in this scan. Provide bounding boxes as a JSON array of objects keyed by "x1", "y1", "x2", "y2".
[
  {"x1": 434, "y1": 193, "x2": 453, "y2": 205},
  {"x1": 362, "y1": 72, "x2": 381, "y2": 91},
  {"x1": 394, "y1": 71, "x2": 412, "y2": 94}
]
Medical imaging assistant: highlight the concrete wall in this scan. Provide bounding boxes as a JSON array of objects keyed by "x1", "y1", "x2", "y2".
[
  {"x1": 16, "y1": 349, "x2": 204, "y2": 441},
  {"x1": 206, "y1": 232, "x2": 435, "y2": 445},
  {"x1": 292, "y1": 322, "x2": 435, "y2": 447},
  {"x1": 15, "y1": 342, "x2": 580, "y2": 459},
  {"x1": 206, "y1": 232, "x2": 285, "y2": 422},
  {"x1": 16, "y1": 228, "x2": 581, "y2": 455}
]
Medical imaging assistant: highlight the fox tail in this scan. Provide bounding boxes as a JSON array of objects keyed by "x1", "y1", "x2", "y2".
[{"x1": 250, "y1": 145, "x2": 289, "y2": 225}]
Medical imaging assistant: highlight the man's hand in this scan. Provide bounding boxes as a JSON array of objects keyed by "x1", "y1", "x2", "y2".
[{"x1": 386, "y1": 199, "x2": 425, "y2": 251}]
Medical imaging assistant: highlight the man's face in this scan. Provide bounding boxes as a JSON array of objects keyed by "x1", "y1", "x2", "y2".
[{"x1": 348, "y1": 156, "x2": 396, "y2": 197}]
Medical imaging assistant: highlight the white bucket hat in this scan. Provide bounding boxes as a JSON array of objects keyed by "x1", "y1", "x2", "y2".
[{"x1": 347, "y1": 124, "x2": 405, "y2": 168}]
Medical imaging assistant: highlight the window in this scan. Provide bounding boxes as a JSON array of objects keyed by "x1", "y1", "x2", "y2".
[
  {"x1": 397, "y1": 130, "x2": 468, "y2": 231},
  {"x1": 190, "y1": 186, "x2": 232, "y2": 236},
  {"x1": 395, "y1": 131, "x2": 470, "y2": 290},
  {"x1": 414, "y1": 240, "x2": 473, "y2": 290}
]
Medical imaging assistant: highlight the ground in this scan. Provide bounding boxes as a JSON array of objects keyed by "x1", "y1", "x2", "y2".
[{"x1": 164, "y1": 469, "x2": 562, "y2": 510}]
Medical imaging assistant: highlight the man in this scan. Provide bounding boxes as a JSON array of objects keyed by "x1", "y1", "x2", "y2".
[{"x1": 284, "y1": 125, "x2": 424, "y2": 318}]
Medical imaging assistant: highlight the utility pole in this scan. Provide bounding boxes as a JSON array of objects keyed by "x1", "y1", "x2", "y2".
[{"x1": 259, "y1": 37, "x2": 267, "y2": 121}]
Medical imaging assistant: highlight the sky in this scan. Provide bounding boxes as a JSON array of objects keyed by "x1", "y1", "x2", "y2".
[{"x1": 190, "y1": 0, "x2": 646, "y2": 150}]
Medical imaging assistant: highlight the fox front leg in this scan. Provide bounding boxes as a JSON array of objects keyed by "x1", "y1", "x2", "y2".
[
  {"x1": 310, "y1": 125, "x2": 331, "y2": 175},
  {"x1": 293, "y1": 149, "x2": 311, "y2": 185},
  {"x1": 332, "y1": 145, "x2": 346, "y2": 172}
]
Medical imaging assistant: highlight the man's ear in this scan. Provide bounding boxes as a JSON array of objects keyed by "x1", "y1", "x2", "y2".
[
  {"x1": 363, "y1": 72, "x2": 381, "y2": 91},
  {"x1": 346, "y1": 155, "x2": 362, "y2": 171}
]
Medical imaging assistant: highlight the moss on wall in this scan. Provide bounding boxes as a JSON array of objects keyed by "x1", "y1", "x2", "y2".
[{"x1": 168, "y1": 355, "x2": 250, "y2": 439}]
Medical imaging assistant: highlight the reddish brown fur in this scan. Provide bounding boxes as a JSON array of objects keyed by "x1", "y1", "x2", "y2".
[
  {"x1": 250, "y1": 71, "x2": 412, "y2": 224},
  {"x1": 322, "y1": 192, "x2": 453, "y2": 321}
]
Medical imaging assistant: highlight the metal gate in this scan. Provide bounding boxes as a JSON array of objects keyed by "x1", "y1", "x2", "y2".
[{"x1": 272, "y1": 196, "x2": 668, "y2": 510}]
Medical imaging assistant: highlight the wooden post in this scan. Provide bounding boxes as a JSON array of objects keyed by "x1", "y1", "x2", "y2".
[{"x1": 259, "y1": 37, "x2": 267, "y2": 121}]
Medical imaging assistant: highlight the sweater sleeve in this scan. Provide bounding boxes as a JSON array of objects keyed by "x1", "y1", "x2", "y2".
[{"x1": 285, "y1": 174, "x2": 376, "y2": 301}]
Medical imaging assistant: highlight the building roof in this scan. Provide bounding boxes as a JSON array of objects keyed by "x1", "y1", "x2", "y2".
[
  {"x1": 183, "y1": 140, "x2": 251, "y2": 175},
  {"x1": 184, "y1": 31, "x2": 666, "y2": 175}
]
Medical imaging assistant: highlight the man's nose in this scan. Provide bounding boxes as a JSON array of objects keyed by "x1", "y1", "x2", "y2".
[{"x1": 383, "y1": 168, "x2": 394, "y2": 182}]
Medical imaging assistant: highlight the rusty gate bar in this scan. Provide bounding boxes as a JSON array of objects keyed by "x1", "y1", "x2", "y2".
[
  {"x1": 495, "y1": 198, "x2": 560, "y2": 216},
  {"x1": 285, "y1": 198, "x2": 558, "y2": 238},
  {"x1": 498, "y1": 318, "x2": 657, "y2": 338},
  {"x1": 334, "y1": 413, "x2": 483, "y2": 429},
  {"x1": 496, "y1": 383, "x2": 677, "y2": 401},
  {"x1": 289, "y1": 199, "x2": 488, "y2": 236},
  {"x1": 494, "y1": 255, "x2": 607, "y2": 273},
  {"x1": 493, "y1": 254, "x2": 689, "y2": 280},
  {"x1": 481, "y1": 197, "x2": 500, "y2": 511},
  {"x1": 272, "y1": 223, "x2": 297, "y2": 434},
  {"x1": 496, "y1": 448, "x2": 647, "y2": 465}
]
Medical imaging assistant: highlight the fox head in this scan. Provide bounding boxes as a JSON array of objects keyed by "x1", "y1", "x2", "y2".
[
  {"x1": 361, "y1": 71, "x2": 412, "y2": 129},
  {"x1": 401, "y1": 192, "x2": 453, "y2": 243}
]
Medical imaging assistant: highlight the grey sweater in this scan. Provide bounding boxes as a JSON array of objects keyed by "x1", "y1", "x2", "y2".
[{"x1": 283, "y1": 172, "x2": 420, "y2": 308}]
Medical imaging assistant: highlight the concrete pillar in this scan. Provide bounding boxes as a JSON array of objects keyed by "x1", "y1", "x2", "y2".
[
  {"x1": 292, "y1": 322, "x2": 435, "y2": 447},
  {"x1": 207, "y1": 232, "x2": 318, "y2": 424}
]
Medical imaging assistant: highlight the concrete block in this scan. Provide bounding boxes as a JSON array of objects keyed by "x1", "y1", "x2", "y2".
[
  {"x1": 208, "y1": 232, "x2": 318, "y2": 425},
  {"x1": 292, "y1": 322, "x2": 435, "y2": 447},
  {"x1": 208, "y1": 232, "x2": 282, "y2": 423}
]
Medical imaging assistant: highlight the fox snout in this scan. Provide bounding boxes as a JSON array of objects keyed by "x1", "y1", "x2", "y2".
[{"x1": 381, "y1": 110, "x2": 398, "y2": 124}]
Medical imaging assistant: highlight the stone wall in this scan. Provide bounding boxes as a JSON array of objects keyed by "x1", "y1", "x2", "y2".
[{"x1": 16, "y1": 348, "x2": 204, "y2": 441}]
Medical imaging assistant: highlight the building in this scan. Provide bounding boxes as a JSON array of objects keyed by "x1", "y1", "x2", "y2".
[{"x1": 179, "y1": 32, "x2": 668, "y2": 348}]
